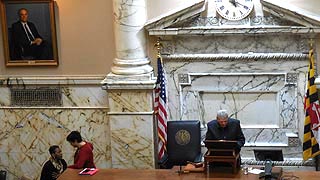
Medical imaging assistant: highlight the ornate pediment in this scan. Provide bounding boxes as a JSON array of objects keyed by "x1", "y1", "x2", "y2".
[
  {"x1": 145, "y1": 0, "x2": 320, "y2": 35},
  {"x1": 145, "y1": 0, "x2": 206, "y2": 30},
  {"x1": 261, "y1": 0, "x2": 320, "y2": 27}
]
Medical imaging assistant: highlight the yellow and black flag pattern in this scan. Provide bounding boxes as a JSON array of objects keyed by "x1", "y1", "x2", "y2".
[{"x1": 303, "y1": 49, "x2": 320, "y2": 160}]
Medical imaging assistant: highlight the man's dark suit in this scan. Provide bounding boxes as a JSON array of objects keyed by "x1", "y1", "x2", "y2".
[
  {"x1": 206, "y1": 118, "x2": 245, "y2": 168},
  {"x1": 206, "y1": 118, "x2": 245, "y2": 151},
  {"x1": 11, "y1": 21, "x2": 50, "y2": 60}
]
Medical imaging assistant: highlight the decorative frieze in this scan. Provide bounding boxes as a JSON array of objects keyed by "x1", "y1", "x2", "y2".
[
  {"x1": 178, "y1": 74, "x2": 189, "y2": 84},
  {"x1": 286, "y1": 73, "x2": 299, "y2": 85},
  {"x1": 163, "y1": 53, "x2": 308, "y2": 61}
]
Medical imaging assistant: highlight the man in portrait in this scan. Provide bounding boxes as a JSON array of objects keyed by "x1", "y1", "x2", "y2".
[{"x1": 11, "y1": 8, "x2": 52, "y2": 60}]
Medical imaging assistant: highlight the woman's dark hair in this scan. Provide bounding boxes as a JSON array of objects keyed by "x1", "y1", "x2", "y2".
[
  {"x1": 66, "y1": 131, "x2": 82, "y2": 143},
  {"x1": 49, "y1": 145, "x2": 59, "y2": 154}
]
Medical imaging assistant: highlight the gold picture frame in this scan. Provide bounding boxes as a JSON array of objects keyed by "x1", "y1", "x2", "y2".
[{"x1": 0, "y1": 0, "x2": 58, "y2": 66}]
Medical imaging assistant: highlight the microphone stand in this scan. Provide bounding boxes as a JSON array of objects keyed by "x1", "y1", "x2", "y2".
[{"x1": 259, "y1": 159, "x2": 278, "y2": 180}]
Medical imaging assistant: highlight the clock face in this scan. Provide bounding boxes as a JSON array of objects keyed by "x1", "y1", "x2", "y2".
[{"x1": 215, "y1": 0, "x2": 254, "y2": 21}]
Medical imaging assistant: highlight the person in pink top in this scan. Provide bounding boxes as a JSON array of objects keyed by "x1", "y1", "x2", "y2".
[{"x1": 66, "y1": 131, "x2": 96, "y2": 169}]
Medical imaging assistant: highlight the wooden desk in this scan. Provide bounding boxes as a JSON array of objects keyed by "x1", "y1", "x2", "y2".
[
  {"x1": 203, "y1": 140, "x2": 240, "y2": 174},
  {"x1": 283, "y1": 171, "x2": 320, "y2": 180},
  {"x1": 204, "y1": 149, "x2": 240, "y2": 173},
  {"x1": 57, "y1": 168, "x2": 320, "y2": 180}
]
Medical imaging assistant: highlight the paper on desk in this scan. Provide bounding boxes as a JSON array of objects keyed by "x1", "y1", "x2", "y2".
[{"x1": 248, "y1": 168, "x2": 264, "y2": 174}]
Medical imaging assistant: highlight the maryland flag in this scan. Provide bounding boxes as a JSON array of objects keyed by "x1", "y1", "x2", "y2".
[{"x1": 303, "y1": 49, "x2": 320, "y2": 160}]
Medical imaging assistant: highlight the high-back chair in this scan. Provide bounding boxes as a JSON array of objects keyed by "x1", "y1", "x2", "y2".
[{"x1": 166, "y1": 120, "x2": 202, "y2": 170}]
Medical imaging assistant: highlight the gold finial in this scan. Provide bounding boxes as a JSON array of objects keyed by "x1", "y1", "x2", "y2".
[
  {"x1": 309, "y1": 38, "x2": 314, "y2": 49},
  {"x1": 154, "y1": 37, "x2": 163, "y2": 57}
]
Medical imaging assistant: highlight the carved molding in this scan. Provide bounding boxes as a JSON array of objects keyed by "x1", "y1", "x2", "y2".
[
  {"x1": 286, "y1": 73, "x2": 299, "y2": 84},
  {"x1": 243, "y1": 159, "x2": 314, "y2": 166},
  {"x1": 145, "y1": 0, "x2": 205, "y2": 30},
  {"x1": 0, "y1": 76, "x2": 105, "y2": 85},
  {"x1": 163, "y1": 53, "x2": 308, "y2": 61},
  {"x1": 149, "y1": 27, "x2": 320, "y2": 36},
  {"x1": 178, "y1": 74, "x2": 189, "y2": 84},
  {"x1": 177, "y1": 15, "x2": 298, "y2": 28},
  {"x1": 261, "y1": 0, "x2": 320, "y2": 27}
]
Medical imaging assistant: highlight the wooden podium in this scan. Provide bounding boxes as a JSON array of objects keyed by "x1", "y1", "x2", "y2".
[{"x1": 204, "y1": 140, "x2": 240, "y2": 173}]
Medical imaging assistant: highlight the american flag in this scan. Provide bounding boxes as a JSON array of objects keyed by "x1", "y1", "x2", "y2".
[
  {"x1": 303, "y1": 49, "x2": 320, "y2": 160},
  {"x1": 154, "y1": 55, "x2": 168, "y2": 160}
]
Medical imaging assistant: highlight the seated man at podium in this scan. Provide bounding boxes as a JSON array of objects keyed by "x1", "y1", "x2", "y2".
[{"x1": 205, "y1": 110, "x2": 245, "y2": 167}]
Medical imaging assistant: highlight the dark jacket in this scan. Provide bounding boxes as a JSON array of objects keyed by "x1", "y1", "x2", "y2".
[
  {"x1": 11, "y1": 21, "x2": 42, "y2": 59},
  {"x1": 205, "y1": 118, "x2": 245, "y2": 150},
  {"x1": 40, "y1": 159, "x2": 67, "y2": 180},
  {"x1": 11, "y1": 21, "x2": 42, "y2": 48}
]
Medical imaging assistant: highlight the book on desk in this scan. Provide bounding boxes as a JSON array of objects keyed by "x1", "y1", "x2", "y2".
[{"x1": 78, "y1": 168, "x2": 99, "y2": 176}]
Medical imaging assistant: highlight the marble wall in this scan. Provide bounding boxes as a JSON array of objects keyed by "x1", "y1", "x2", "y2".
[
  {"x1": 107, "y1": 88, "x2": 156, "y2": 169},
  {"x1": 0, "y1": 77, "x2": 110, "y2": 180},
  {"x1": 160, "y1": 34, "x2": 309, "y2": 161}
]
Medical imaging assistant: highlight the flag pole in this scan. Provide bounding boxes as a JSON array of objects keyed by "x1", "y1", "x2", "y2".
[
  {"x1": 154, "y1": 37, "x2": 168, "y2": 164},
  {"x1": 309, "y1": 38, "x2": 314, "y2": 49}
]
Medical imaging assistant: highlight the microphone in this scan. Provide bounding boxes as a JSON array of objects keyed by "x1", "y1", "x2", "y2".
[{"x1": 264, "y1": 159, "x2": 273, "y2": 177}]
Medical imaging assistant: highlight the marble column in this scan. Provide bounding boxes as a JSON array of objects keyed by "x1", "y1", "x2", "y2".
[
  {"x1": 101, "y1": 0, "x2": 156, "y2": 169},
  {"x1": 111, "y1": 0, "x2": 153, "y2": 75}
]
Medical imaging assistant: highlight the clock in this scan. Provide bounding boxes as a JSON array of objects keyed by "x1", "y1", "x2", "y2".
[{"x1": 215, "y1": 0, "x2": 254, "y2": 21}]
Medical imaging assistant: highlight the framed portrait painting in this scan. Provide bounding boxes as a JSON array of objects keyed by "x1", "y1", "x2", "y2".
[{"x1": 0, "y1": 0, "x2": 58, "y2": 66}]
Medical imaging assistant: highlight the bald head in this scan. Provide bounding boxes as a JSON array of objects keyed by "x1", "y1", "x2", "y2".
[{"x1": 18, "y1": 8, "x2": 29, "y2": 23}]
